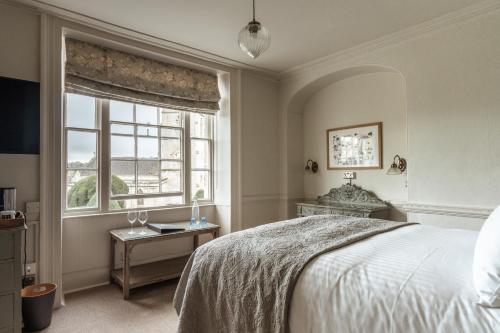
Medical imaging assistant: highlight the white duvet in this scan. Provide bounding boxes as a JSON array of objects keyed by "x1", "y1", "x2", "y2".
[{"x1": 289, "y1": 225, "x2": 500, "y2": 333}]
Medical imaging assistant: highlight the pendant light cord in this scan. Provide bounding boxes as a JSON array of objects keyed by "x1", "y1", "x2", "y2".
[{"x1": 252, "y1": 0, "x2": 256, "y2": 21}]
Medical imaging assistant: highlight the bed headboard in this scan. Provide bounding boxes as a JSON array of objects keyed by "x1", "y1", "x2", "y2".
[{"x1": 317, "y1": 184, "x2": 388, "y2": 208}]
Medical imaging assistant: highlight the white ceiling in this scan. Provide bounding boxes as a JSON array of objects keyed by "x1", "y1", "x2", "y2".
[{"x1": 36, "y1": 0, "x2": 484, "y2": 73}]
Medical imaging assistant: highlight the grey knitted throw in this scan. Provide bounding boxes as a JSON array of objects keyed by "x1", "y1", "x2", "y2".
[{"x1": 174, "y1": 215, "x2": 415, "y2": 333}]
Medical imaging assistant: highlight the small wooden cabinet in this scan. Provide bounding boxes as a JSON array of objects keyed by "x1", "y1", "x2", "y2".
[
  {"x1": 0, "y1": 225, "x2": 25, "y2": 333},
  {"x1": 297, "y1": 184, "x2": 390, "y2": 219}
]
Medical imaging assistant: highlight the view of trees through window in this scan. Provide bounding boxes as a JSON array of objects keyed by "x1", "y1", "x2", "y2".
[{"x1": 64, "y1": 93, "x2": 213, "y2": 212}]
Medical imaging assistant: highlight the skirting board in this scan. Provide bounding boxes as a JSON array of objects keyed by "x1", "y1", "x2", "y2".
[{"x1": 64, "y1": 281, "x2": 110, "y2": 295}]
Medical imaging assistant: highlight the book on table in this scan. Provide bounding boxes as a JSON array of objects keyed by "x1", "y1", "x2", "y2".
[{"x1": 146, "y1": 223, "x2": 185, "y2": 234}]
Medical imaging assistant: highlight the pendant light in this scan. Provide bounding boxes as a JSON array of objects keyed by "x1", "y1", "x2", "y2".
[{"x1": 238, "y1": 0, "x2": 271, "y2": 59}]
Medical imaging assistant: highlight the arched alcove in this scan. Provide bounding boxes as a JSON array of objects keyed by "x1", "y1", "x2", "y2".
[{"x1": 281, "y1": 65, "x2": 408, "y2": 220}]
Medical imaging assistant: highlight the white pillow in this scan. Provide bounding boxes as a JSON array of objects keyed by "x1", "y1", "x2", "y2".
[{"x1": 473, "y1": 205, "x2": 500, "y2": 307}]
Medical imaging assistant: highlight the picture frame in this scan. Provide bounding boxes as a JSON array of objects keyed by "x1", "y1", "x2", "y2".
[{"x1": 326, "y1": 122, "x2": 383, "y2": 170}]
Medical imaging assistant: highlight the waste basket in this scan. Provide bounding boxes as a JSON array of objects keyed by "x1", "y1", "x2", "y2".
[{"x1": 21, "y1": 283, "x2": 57, "y2": 331}]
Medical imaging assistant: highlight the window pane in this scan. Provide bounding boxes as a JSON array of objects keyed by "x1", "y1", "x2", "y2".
[
  {"x1": 161, "y1": 139, "x2": 182, "y2": 160},
  {"x1": 66, "y1": 170, "x2": 97, "y2": 209},
  {"x1": 191, "y1": 139, "x2": 210, "y2": 169},
  {"x1": 110, "y1": 196, "x2": 183, "y2": 210},
  {"x1": 136, "y1": 104, "x2": 158, "y2": 125},
  {"x1": 67, "y1": 130, "x2": 97, "y2": 168},
  {"x1": 111, "y1": 135, "x2": 135, "y2": 158},
  {"x1": 161, "y1": 161, "x2": 182, "y2": 170},
  {"x1": 161, "y1": 128, "x2": 181, "y2": 138},
  {"x1": 66, "y1": 94, "x2": 96, "y2": 129},
  {"x1": 111, "y1": 124, "x2": 134, "y2": 135},
  {"x1": 137, "y1": 160, "x2": 159, "y2": 194},
  {"x1": 191, "y1": 113, "x2": 210, "y2": 138},
  {"x1": 137, "y1": 126, "x2": 158, "y2": 137},
  {"x1": 160, "y1": 109, "x2": 182, "y2": 127},
  {"x1": 110, "y1": 100, "x2": 134, "y2": 122},
  {"x1": 111, "y1": 160, "x2": 136, "y2": 195},
  {"x1": 161, "y1": 170, "x2": 181, "y2": 193},
  {"x1": 192, "y1": 170, "x2": 210, "y2": 200},
  {"x1": 103, "y1": 103, "x2": 194, "y2": 211},
  {"x1": 138, "y1": 137, "x2": 159, "y2": 159},
  {"x1": 161, "y1": 139, "x2": 181, "y2": 160}
]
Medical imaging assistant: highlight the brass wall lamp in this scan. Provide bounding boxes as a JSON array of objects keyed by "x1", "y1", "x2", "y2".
[
  {"x1": 387, "y1": 155, "x2": 407, "y2": 175},
  {"x1": 305, "y1": 159, "x2": 319, "y2": 173}
]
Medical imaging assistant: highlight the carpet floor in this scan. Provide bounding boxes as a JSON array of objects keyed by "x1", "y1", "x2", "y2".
[{"x1": 40, "y1": 280, "x2": 179, "y2": 333}]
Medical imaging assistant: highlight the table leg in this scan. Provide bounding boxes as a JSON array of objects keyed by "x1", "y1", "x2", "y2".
[
  {"x1": 123, "y1": 243, "x2": 131, "y2": 299},
  {"x1": 213, "y1": 230, "x2": 219, "y2": 239},
  {"x1": 109, "y1": 238, "x2": 115, "y2": 284},
  {"x1": 193, "y1": 235, "x2": 199, "y2": 250}
]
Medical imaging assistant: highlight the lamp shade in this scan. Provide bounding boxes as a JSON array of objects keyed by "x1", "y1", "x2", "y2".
[
  {"x1": 238, "y1": 21, "x2": 271, "y2": 59},
  {"x1": 386, "y1": 164, "x2": 402, "y2": 175}
]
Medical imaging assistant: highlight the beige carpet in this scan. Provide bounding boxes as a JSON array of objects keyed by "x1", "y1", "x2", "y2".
[{"x1": 41, "y1": 280, "x2": 179, "y2": 333}]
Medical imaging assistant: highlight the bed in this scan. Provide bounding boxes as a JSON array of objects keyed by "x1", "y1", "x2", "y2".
[{"x1": 174, "y1": 215, "x2": 500, "y2": 333}]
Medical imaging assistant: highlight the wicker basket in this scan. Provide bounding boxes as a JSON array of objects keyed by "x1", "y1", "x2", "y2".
[{"x1": 0, "y1": 217, "x2": 26, "y2": 229}]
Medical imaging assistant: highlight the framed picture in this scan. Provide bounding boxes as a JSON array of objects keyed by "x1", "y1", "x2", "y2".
[{"x1": 326, "y1": 122, "x2": 382, "y2": 170}]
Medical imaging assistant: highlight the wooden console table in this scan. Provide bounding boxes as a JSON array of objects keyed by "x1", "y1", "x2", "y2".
[{"x1": 109, "y1": 222, "x2": 220, "y2": 299}]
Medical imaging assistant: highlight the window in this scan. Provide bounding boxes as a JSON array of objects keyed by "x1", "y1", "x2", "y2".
[
  {"x1": 190, "y1": 113, "x2": 213, "y2": 201},
  {"x1": 64, "y1": 93, "x2": 214, "y2": 212},
  {"x1": 64, "y1": 94, "x2": 99, "y2": 210}
]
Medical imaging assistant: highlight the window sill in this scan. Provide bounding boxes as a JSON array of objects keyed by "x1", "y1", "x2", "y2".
[{"x1": 63, "y1": 203, "x2": 216, "y2": 220}]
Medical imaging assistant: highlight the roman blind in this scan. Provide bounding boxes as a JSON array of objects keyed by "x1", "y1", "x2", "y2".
[{"x1": 64, "y1": 38, "x2": 221, "y2": 113}]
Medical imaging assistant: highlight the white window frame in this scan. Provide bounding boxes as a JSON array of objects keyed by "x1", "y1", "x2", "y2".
[
  {"x1": 62, "y1": 94, "x2": 102, "y2": 214},
  {"x1": 189, "y1": 114, "x2": 214, "y2": 205},
  {"x1": 63, "y1": 93, "x2": 214, "y2": 215}
]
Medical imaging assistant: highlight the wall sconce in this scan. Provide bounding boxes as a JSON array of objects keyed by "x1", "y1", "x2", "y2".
[
  {"x1": 387, "y1": 155, "x2": 407, "y2": 175},
  {"x1": 305, "y1": 159, "x2": 319, "y2": 173}
]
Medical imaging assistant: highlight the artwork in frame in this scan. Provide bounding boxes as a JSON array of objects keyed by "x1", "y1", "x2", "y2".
[{"x1": 327, "y1": 122, "x2": 383, "y2": 170}]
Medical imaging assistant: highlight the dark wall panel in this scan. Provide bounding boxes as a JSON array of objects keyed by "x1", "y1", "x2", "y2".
[{"x1": 0, "y1": 76, "x2": 40, "y2": 154}]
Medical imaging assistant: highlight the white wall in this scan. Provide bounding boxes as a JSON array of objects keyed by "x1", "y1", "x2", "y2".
[
  {"x1": 303, "y1": 72, "x2": 407, "y2": 205},
  {"x1": 0, "y1": 2, "x2": 39, "y2": 82},
  {"x1": 240, "y1": 72, "x2": 281, "y2": 229},
  {"x1": 0, "y1": 2, "x2": 40, "y2": 211},
  {"x1": 280, "y1": 8, "x2": 500, "y2": 230},
  {"x1": 0, "y1": 155, "x2": 39, "y2": 211}
]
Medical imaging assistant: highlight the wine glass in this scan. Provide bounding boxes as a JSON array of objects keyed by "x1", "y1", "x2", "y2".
[
  {"x1": 138, "y1": 210, "x2": 148, "y2": 235},
  {"x1": 127, "y1": 211, "x2": 137, "y2": 235}
]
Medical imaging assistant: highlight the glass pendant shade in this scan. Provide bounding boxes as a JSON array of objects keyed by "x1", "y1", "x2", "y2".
[{"x1": 238, "y1": 20, "x2": 271, "y2": 59}]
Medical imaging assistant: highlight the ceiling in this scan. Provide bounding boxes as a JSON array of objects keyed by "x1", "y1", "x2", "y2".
[{"x1": 35, "y1": 0, "x2": 484, "y2": 73}]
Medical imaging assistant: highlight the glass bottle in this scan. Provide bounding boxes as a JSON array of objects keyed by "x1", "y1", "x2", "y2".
[{"x1": 191, "y1": 199, "x2": 200, "y2": 224}]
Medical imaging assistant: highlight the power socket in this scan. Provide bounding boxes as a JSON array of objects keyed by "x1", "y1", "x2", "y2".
[{"x1": 24, "y1": 263, "x2": 37, "y2": 276}]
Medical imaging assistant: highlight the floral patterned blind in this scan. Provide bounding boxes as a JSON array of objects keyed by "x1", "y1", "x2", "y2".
[{"x1": 64, "y1": 38, "x2": 221, "y2": 113}]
